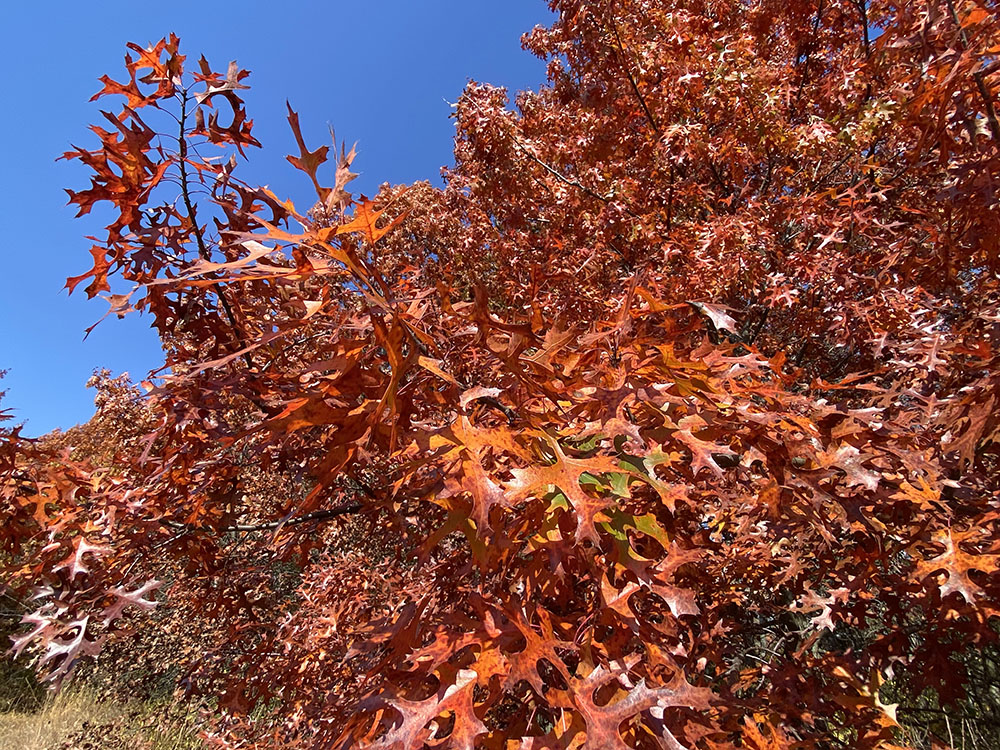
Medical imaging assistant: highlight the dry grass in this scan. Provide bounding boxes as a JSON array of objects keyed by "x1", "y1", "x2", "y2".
[
  {"x1": 0, "y1": 689, "x2": 114, "y2": 750},
  {"x1": 0, "y1": 687, "x2": 203, "y2": 750}
]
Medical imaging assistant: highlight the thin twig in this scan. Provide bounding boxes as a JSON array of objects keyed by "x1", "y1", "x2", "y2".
[
  {"x1": 513, "y1": 137, "x2": 616, "y2": 205},
  {"x1": 160, "y1": 501, "x2": 363, "y2": 536},
  {"x1": 945, "y1": 0, "x2": 1000, "y2": 145},
  {"x1": 177, "y1": 91, "x2": 256, "y2": 371},
  {"x1": 607, "y1": 1, "x2": 660, "y2": 134},
  {"x1": 465, "y1": 96, "x2": 618, "y2": 207},
  {"x1": 228, "y1": 503, "x2": 363, "y2": 532}
]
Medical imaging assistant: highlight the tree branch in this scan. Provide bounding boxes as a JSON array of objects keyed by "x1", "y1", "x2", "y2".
[
  {"x1": 607, "y1": 1, "x2": 660, "y2": 134},
  {"x1": 161, "y1": 501, "x2": 363, "y2": 536},
  {"x1": 464, "y1": 94, "x2": 623, "y2": 210},
  {"x1": 471, "y1": 395, "x2": 520, "y2": 425},
  {"x1": 512, "y1": 136, "x2": 616, "y2": 205},
  {"x1": 793, "y1": 0, "x2": 826, "y2": 115},
  {"x1": 177, "y1": 91, "x2": 256, "y2": 371},
  {"x1": 945, "y1": 0, "x2": 1000, "y2": 146}
]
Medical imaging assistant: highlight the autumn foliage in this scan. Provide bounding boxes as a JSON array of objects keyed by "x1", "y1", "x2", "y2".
[{"x1": 3, "y1": 1, "x2": 1000, "y2": 747}]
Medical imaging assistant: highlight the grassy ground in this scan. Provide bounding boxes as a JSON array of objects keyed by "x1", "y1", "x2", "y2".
[
  {"x1": 0, "y1": 684, "x2": 204, "y2": 750},
  {"x1": 0, "y1": 689, "x2": 112, "y2": 750},
  {"x1": 1, "y1": 605, "x2": 205, "y2": 750}
]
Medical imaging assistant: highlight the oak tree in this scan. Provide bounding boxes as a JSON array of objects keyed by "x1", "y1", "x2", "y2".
[{"x1": 3, "y1": 1, "x2": 1000, "y2": 747}]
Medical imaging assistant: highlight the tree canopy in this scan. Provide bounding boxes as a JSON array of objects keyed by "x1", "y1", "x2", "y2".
[{"x1": 3, "y1": 1, "x2": 1000, "y2": 748}]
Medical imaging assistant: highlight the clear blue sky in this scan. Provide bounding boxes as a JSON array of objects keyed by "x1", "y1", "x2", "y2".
[{"x1": 0, "y1": 1, "x2": 552, "y2": 436}]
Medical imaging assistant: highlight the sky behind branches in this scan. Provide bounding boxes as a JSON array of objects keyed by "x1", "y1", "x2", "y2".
[{"x1": 0, "y1": 0, "x2": 551, "y2": 435}]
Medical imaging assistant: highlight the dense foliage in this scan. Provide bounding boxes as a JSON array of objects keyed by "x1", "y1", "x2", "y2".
[{"x1": 4, "y1": 1, "x2": 1000, "y2": 747}]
